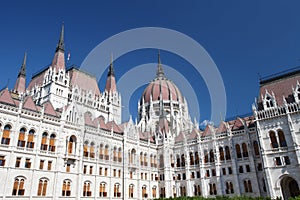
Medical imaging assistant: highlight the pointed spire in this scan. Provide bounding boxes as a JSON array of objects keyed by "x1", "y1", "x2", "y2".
[
  {"x1": 156, "y1": 50, "x2": 165, "y2": 78},
  {"x1": 55, "y1": 23, "x2": 64, "y2": 52},
  {"x1": 18, "y1": 52, "x2": 27, "y2": 77},
  {"x1": 14, "y1": 52, "x2": 27, "y2": 94},
  {"x1": 108, "y1": 53, "x2": 115, "y2": 77}
]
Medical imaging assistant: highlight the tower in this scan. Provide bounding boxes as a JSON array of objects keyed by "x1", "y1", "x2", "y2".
[{"x1": 13, "y1": 52, "x2": 27, "y2": 95}]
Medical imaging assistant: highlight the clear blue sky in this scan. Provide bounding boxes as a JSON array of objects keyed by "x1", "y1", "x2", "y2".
[{"x1": 1, "y1": 1, "x2": 300, "y2": 124}]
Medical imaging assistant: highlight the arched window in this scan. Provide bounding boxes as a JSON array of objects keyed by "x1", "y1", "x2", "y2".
[
  {"x1": 209, "y1": 183, "x2": 217, "y2": 195},
  {"x1": 153, "y1": 155, "x2": 157, "y2": 167},
  {"x1": 129, "y1": 184, "x2": 134, "y2": 198},
  {"x1": 40, "y1": 132, "x2": 48, "y2": 151},
  {"x1": 144, "y1": 153, "x2": 148, "y2": 166},
  {"x1": 99, "y1": 182, "x2": 107, "y2": 197},
  {"x1": 68, "y1": 135, "x2": 76, "y2": 154},
  {"x1": 195, "y1": 152, "x2": 200, "y2": 165},
  {"x1": 219, "y1": 147, "x2": 224, "y2": 161},
  {"x1": 278, "y1": 130, "x2": 287, "y2": 147},
  {"x1": 269, "y1": 131, "x2": 278, "y2": 148},
  {"x1": 150, "y1": 154, "x2": 153, "y2": 167},
  {"x1": 242, "y1": 143, "x2": 248, "y2": 157},
  {"x1": 104, "y1": 145, "x2": 109, "y2": 160},
  {"x1": 244, "y1": 180, "x2": 253, "y2": 193},
  {"x1": 253, "y1": 141, "x2": 260, "y2": 156},
  {"x1": 209, "y1": 150, "x2": 214, "y2": 163},
  {"x1": 62, "y1": 180, "x2": 71, "y2": 196},
  {"x1": 83, "y1": 141, "x2": 89, "y2": 157},
  {"x1": 12, "y1": 177, "x2": 25, "y2": 196},
  {"x1": 99, "y1": 144, "x2": 104, "y2": 159},
  {"x1": 190, "y1": 152, "x2": 194, "y2": 165},
  {"x1": 181, "y1": 154, "x2": 185, "y2": 167},
  {"x1": 26, "y1": 129, "x2": 35, "y2": 149},
  {"x1": 225, "y1": 181, "x2": 234, "y2": 194},
  {"x1": 49, "y1": 134, "x2": 56, "y2": 152},
  {"x1": 236, "y1": 144, "x2": 242, "y2": 158},
  {"x1": 225, "y1": 146, "x2": 231, "y2": 160},
  {"x1": 152, "y1": 186, "x2": 157, "y2": 198},
  {"x1": 1, "y1": 124, "x2": 11, "y2": 145},
  {"x1": 114, "y1": 183, "x2": 120, "y2": 197},
  {"x1": 113, "y1": 147, "x2": 118, "y2": 162},
  {"x1": 176, "y1": 155, "x2": 180, "y2": 167},
  {"x1": 90, "y1": 142, "x2": 95, "y2": 158},
  {"x1": 180, "y1": 186, "x2": 186, "y2": 196},
  {"x1": 37, "y1": 179, "x2": 48, "y2": 196},
  {"x1": 142, "y1": 185, "x2": 147, "y2": 198},
  {"x1": 140, "y1": 152, "x2": 143, "y2": 166},
  {"x1": 83, "y1": 182, "x2": 92, "y2": 196},
  {"x1": 204, "y1": 150, "x2": 208, "y2": 163},
  {"x1": 17, "y1": 128, "x2": 26, "y2": 147},
  {"x1": 118, "y1": 147, "x2": 122, "y2": 162},
  {"x1": 170, "y1": 154, "x2": 174, "y2": 167}
]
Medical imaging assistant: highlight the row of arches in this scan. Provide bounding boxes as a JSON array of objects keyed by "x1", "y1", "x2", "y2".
[
  {"x1": 128, "y1": 149, "x2": 157, "y2": 167},
  {"x1": 1, "y1": 124, "x2": 57, "y2": 152}
]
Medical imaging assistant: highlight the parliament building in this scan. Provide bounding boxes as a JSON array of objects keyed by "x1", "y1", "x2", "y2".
[{"x1": 0, "y1": 25, "x2": 299, "y2": 199}]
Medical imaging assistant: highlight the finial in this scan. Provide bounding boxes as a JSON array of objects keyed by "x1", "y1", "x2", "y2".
[
  {"x1": 156, "y1": 50, "x2": 165, "y2": 78},
  {"x1": 56, "y1": 22, "x2": 65, "y2": 52}
]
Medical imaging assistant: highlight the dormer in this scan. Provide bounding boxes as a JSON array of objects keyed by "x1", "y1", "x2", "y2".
[{"x1": 262, "y1": 90, "x2": 277, "y2": 110}]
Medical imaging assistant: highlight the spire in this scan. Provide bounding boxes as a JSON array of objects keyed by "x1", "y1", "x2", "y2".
[
  {"x1": 105, "y1": 54, "x2": 117, "y2": 92},
  {"x1": 108, "y1": 53, "x2": 115, "y2": 77},
  {"x1": 19, "y1": 52, "x2": 26, "y2": 77},
  {"x1": 55, "y1": 23, "x2": 64, "y2": 52},
  {"x1": 156, "y1": 50, "x2": 165, "y2": 78},
  {"x1": 14, "y1": 52, "x2": 27, "y2": 94},
  {"x1": 52, "y1": 23, "x2": 65, "y2": 71}
]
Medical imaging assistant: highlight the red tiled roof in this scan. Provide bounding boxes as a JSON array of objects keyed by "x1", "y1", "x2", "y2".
[
  {"x1": 175, "y1": 132, "x2": 185, "y2": 143},
  {"x1": 217, "y1": 121, "x2": 227, "y2": 133},
  {"x1": 68, "y1": 68, "x2": 101, "y2": 96},
  {"x1": 0, "y1": 88, "x2": 16, "y2": 106},
  {"x1": 231, "y1": 118, "x2": 244, "y2": 131},
  {"x1": 43, "y1": 101, "x2": 58, "y2": 117},
  {"x1": 259, "y1": 71, "x2": 300, "y2": 109},
  {"x1": 27, "y1": 70, "x2": 47, "y2": 91},
  {"x1": 201, "y1": 125, "x2": 213, "y2": 137},
  {"x1": 188, "y1": 129, "x2": 199, "y2": 140},
  {"x1": 23, "y1": 96, "x2": 38, "y2": 111}
]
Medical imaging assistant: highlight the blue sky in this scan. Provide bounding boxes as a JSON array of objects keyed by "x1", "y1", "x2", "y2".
[{"x1": 0, "y1": 1, "x2": 300, "y2": 124}]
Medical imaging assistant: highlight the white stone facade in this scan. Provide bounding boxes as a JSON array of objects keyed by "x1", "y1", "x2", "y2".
[{"x1": 0, "y1": 26, "x2": 299, "y2": 200}]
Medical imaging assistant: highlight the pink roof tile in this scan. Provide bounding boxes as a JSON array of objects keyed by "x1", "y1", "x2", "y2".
[
  {"x1": 23, "y1": 96, "x2": 38, "y2": 111},
  {"x1": 43, "y1": 101, "x2": 58, "y2": 117},
  {"x1": 84, "y1": 112, "x2": 95, "y2": 127},
  {"x1": 175, "y1": 132, "x2": 185, "y2": 143},
  {"x1": 217, "y1": 121, "x2": 227, "y2": 133},
  {"x1": 188, "y1": 129, "x2": 199, "y2": 140},
  {"x1": 231, "y1": 118, "x2": 244, "y2": 131},
  {"x1": 106, "y1": 121, "x2": 123, "y2": 134},
  {"x1": 68, "y1": 68, "x2": 101, "y2": 96},
  {"x1": 201, "y1": 125, "x2": 213, "y2": 137},
  {"x1": 0, "y1": 88, "x2": 16, "y2": 106},
  {"x1": 259, "y1": 71, "x2": 300, "y2": 109},
  {"x1": 27, "y1": 70, "x2": 47, "y2": 91}
]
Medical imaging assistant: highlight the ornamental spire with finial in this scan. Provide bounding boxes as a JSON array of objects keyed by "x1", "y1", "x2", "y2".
[
  {"x1": 108, "y1": 53, "x2": 115, "y2": 77},
  {"x1": 156, "y1": 50, "x2": 165, "y2": 78},
  {"x1": 55, "y1": 23, "x2": 64, "y2": 52},
  {"x1": 18, "y1": 52, "x2": 27, "y2": 77}
]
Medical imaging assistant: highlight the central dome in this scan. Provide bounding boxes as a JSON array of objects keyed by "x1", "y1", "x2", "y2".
[{"x1": 141, "y1": 55, "x2": 183, "y2": 103}]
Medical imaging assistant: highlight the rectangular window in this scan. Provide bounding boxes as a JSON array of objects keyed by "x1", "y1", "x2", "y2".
[
  {"x1": 183, "y1": 173, "x2": 186, "y2": 180},
  {"x1": 15, "y1": 157, "x2": 21, "y2": 168},
  {"x1": 222, "y1": 168, "x2": 226, "y2": 175},
  {"x1": 113, "y1": 169, "x2": 116, "y2": 177},
  {"x1": 246, "y1": 165, "x2": 250, "y2": 172},
  {"x1": 0, "y1": 156, "x2": 5, "y2": 166},
  {"x1": 275, "y1": 157, "x2": 282, "y2": 166},
  {"x1": 66, "y1": 164, "x2": 71, "y2": 172},
  {"x1": 228, "y1": 167, "x2": 232, "y2": 174},
  {"x1": 118, "y1": 170, "x2": 121, "y2": 177},
  {"x1": 284, "y1": 156, "x2": 291, "y2": 165},
  {"x1": 239, "y1": 166, "x2": 243, "y2": 173},
  {"x1": 257, "y1": 163, "x2": 262, "y2": 171},
  {"x1": 151, "y1": 173, "x2": 153, "y2": 180},
  {"x1": 39, "y1": 160, "x2": 44, "y2": 170},
  {"x1": 191, "y1": 172, "x2": 195, "y2": 179},
  {"x1": 89, "y1": 166, "x2": 93, "y2": 174},
  {"x1": 206, "y1": 170, "x2": 210, "y2": 177},
  {"x1": 99, "y1": 167, "x2": 102, "y2": 175},
  {"x1": 104, "y1": 168, "x2": 108, "y2": 176},
  {"x1": 197, "y1": 171, "x2": 201, "y2": 178},
  {"x1": 25, "y1": 158, "x2": 31, "y2": 168},
  {"x1": 83, "y1": 165, "x2": 87, "y2": 174},
  {"x1": 212, "y1": 169, "x2": 216, "y2": 176},
  {"x1": 47, "y1": 161, "x2": 52, "y2": 170},
  {"x1": 145, "y1": 173, "x2": 147, "y2": 180},
  {"x1": 141, "y1": 173, "x2": 143, "y2": 180},
  {"x1": 130, "y1": 171, "x2": 133, "y2": 179}
]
